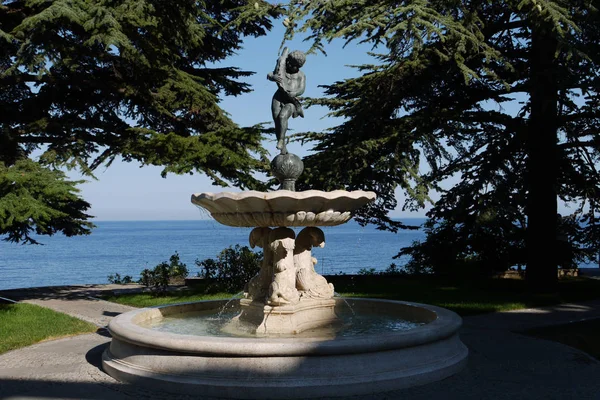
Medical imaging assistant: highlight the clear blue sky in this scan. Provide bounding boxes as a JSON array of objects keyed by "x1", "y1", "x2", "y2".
[{"x1": 66, "y1": 19, "x2": 433, "y2": 221}]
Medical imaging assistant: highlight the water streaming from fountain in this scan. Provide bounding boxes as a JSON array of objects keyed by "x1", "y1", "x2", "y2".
[
  {"x1": 334, "y1": 291, "x2": 356, "y2": 317},
  {"x1": 216, "y1": 291, "x2": 244, "y2": 320}
]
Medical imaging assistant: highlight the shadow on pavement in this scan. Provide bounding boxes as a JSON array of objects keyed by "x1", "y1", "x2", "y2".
[
  {"x1": 85, "y1": 342, "x2": 109, "y2": 370},
  {"x1": 0, "y1": 284, "x2": 146, "y2": 302}
]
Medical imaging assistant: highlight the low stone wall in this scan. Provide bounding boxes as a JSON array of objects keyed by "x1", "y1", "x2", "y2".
[
  {"x1": 558, "y1": 268, "x2": 579, "y2": 278},
  {"x1": 493, "y1": 270, "x2": 525, "y2": 280},
  {"x1": 493, "y1": 269, "x2": 580, "y2": 279}
]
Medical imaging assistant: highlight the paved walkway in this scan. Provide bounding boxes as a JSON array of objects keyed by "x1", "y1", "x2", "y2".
[
  {"x1": 580, "y1": 268, "x2": 600, "y2": 280},
  {"x1": 1, "y1": 285, "x2": 600, "y2": 400}
]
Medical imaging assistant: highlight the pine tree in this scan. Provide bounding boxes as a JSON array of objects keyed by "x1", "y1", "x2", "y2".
[
  {"x1": 0, "y1": 0, "x2": 280, "y2": 243},
  {"x1": 286, "y1": 0, "x2": 600, "y2": 290}
]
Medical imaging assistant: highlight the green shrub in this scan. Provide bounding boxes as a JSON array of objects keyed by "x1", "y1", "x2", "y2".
[
  {"x1": 382, "y1": 263, "x2": 406, "y2": 276},
  {"x1": 107, "y1": 273, "x2": 133, "y2": 284},
  {"x1": 168, "y1": 252, "x2": 189, "y2": 278},
  {"x1": 139, "y1": 252, "x2": 189, "y2": 295},
  {"x1": 195, "y1": 245, "x2": 262, "y2": 292},
  {"x1": 357, "y1": 263, "x2": 406, "y2": 276},
  {"x1": 139, "y1": 268, "x2": 153, "y2": 287},
  {"x1": 357, "y1": 267, "x2": 377, "y2": 275}
]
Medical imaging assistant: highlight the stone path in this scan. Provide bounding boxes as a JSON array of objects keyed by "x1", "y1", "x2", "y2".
[
  {"x1": 1, "y1": 285, "x2": 600, "y2": 400},
  {"x1": 464, "y1": 299, "x2": 600, "y2": 332},
  {"x1": 581, "y1": 268, "x2": 600, "y2": 280}
]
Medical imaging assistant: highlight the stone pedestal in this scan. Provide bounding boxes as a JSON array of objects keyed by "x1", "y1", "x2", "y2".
[
  {"x1": 228, "y1": 298, "x2": 338, "y2": 336},
  {"x1": 237, "y1": 226, "x2": 339, "y2": 335}
]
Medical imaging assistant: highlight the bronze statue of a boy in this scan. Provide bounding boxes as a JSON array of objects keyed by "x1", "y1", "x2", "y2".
[{"x1": 267, "y1": 48, "x2": 306, "y2": 155}]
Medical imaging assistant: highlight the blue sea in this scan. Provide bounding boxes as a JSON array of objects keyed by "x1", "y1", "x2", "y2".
[
  {"x1": 2, "y1": 218, "x2": 597, "y2": 291},
  {"x1": 0, "y1": 219, "x2": 427, "y2": 291}
]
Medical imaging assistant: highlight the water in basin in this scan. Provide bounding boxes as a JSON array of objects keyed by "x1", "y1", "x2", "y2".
[{"x1": 137, "y1": 306, "x2": 425, "y2": 339}]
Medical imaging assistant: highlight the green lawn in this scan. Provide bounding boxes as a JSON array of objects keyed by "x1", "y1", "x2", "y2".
[
  {"x1": 103, "y1": 276, "x2": 600, "y2": 316},
  {"x1": 523, "y1": 318, "x2": 600, "y2": 360},
  {"x1": 102, "y1": 291, "x2": 239, "y2": 308},
  {"x1": 334, "y1": 276, "x2": 600, "y2": 316},
  {"x1": 0, "y1": 303, "x2": 98, "y2": 355}
]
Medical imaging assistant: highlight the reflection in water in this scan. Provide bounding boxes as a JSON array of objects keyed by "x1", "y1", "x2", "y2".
[{"x1": 138, "y1": 307, "x2": 424, "y2": 339}]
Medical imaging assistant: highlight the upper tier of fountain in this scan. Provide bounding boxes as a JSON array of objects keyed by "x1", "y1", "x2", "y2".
[{"x1": 191, "y1": 190, "x2": 376, "y2": 227}]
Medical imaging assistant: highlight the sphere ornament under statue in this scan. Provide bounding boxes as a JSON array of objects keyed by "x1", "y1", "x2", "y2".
[
  {"x1": 102, "y1": 47, "x2": 468, "y2": 399},
  {"x1": 271, "y1": 152, "x2": 304, "y2": 191}
]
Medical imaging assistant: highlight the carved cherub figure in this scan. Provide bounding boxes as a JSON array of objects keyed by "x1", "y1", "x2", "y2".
[
  {"x1": 267, "y1": 227, "x2": 300, "y2": 306},
  {"x1": 244, "y1": 227, "x2": 273, "y2": 302},
  {"x1": 294, "y1": 227, "x2": 335, "y2": 299},
  {"x1": 267, "y1": 47, "x2": 306, "y2": 155}
]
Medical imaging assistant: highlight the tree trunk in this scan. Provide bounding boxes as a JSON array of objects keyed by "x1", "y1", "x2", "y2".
[{"x1": 525, "y1": 25, "x2": 559, "y2": 292}]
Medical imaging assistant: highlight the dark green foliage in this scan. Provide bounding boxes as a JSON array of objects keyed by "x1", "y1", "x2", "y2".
[
  {"x1": 357, "y1": 267, "x2": 377, "y2": 276},
  {"x1": 138, "y1": 269, "x2": 154, "y2": 288},
  {"x1": 107, "y1": 273, "x2": 133, "y2": 285},
  {"x1": 1, "y1": 0, "x2": 281, "y2": 243},
  {"x1": 285, "y1": 1, "x2": 600, "y2": 289},
  {"x1": 166, "y1": 251, "x2": 189, "y2": 279},
  {"x1": 399, "y1": 215, "x2": 526, "y2": 277},
  {"x1": 357, "y1": 263, "x2": 406, "y2": 276},
  {"x1": 556, "y1": 214, "x2": 598, "y2": 269},
  {"x1": 0, "y1": 159, "x2": 93, "y2": 244},
  {"x1": 139, "y1": 252, "x2": 189, "y2": 295},
  {"x1": 139, "y1": 263, "x2": 171, "y2": 295},
  {"x1": 195, "y1": 245, "x2": 262, "y2": 293}
]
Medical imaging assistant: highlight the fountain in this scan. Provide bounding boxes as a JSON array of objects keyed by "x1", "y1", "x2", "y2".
[{"x1": 102, "y1": 48, "x2": 468, "y2": 398}]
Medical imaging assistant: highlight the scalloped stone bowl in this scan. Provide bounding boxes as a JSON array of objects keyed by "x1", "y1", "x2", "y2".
[{"x1": 191, "y1": 190, "x2": 376, "y2": 227}]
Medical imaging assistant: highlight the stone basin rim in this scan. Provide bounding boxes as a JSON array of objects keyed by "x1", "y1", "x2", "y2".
[
  {"x1": 107, "y1": 298, "x2": 463, "y2": 357},
  {"x1": 191, "y1": 189, "x2": 377, "y2": 203}
]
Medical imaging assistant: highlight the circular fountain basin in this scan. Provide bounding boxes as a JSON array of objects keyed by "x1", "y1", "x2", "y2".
[
  {"x1": 191, "y1": 190, "x2": 376, "y2": 227},
  {"x1": 102, "y1": 298, "x2": 468, "y2": 399}
]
